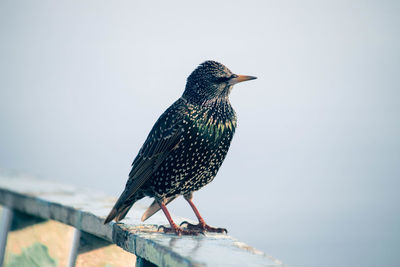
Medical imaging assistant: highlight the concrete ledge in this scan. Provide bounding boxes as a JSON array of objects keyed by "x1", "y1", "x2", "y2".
[{"x1": 0, "y1": 171, "x2": 284, "y2": 267}]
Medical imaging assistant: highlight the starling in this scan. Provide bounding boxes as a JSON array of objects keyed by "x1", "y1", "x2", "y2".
[{"x1": 104, "y1": 60, "x2": 257, "y2": 235}]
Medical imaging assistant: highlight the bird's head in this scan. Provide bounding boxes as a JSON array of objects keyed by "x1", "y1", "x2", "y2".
[{"x1": 183, "y1": 60, "x2": 257, "y2": 105}]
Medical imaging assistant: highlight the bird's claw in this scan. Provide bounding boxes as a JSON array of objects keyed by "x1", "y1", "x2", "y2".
[
  {"x1": 158, "y1": 224, "x2": 201, "y2": 236},
  {"x1": 157, "y1": 225, "x2": 167, "y2": 232},
  {"x1": 179, "y1": 221, "x2": 191, "y2": 227},
  {"x1": 180, "y1": 221, "x2": 227, "y2": 234}
]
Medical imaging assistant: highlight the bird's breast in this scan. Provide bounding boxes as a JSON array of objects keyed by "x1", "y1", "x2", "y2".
[{"x1": 185, "y1": 103, "x2": 236, "y2": 141}]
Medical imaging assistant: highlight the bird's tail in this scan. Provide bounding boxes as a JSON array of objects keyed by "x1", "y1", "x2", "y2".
[
  {"x1": 104, "y1": 192, "x2": 142, "y2": 224},
  {"x1": 141, "y1": 196, "x2": 177, "y2": 222}
]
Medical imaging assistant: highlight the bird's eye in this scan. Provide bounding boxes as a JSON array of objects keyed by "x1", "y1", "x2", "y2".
[{"x1": 230, "y1": 74, "x2": 238, "y2": 79}]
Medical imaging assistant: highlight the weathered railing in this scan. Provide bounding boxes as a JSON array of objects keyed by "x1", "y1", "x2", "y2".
[{"x1": 0, "y1": 172, "x2": 284, "y2": 267}]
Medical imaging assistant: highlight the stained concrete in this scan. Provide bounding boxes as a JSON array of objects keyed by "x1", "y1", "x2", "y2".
[{"x1": 0, "y1": 171, "x2": 284, "y2": 267}]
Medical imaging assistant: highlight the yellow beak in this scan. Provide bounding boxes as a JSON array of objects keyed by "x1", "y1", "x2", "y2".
[{"x1": 228, "y1": 75, "x2": 257, "y2": 85}]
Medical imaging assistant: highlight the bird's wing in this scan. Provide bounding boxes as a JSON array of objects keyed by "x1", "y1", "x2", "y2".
[
  {"x1": 124, "y1": 126, "x2": 181, "y2": 197},
  {"x1": 104, "y1": 98, "x2": 188, "y2": 223},
  {"x1": 126, "y1": 101, "x2": 187, "y2": 195}
]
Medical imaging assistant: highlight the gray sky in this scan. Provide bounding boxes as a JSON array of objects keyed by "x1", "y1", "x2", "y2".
[{"x1": 1, "y1": 1, "x2": 399, "y2": 266}]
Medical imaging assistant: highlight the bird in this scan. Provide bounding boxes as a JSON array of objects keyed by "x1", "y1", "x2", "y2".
[{"x1": 104, "y1": 60, "x2": 257, "y2": 235}]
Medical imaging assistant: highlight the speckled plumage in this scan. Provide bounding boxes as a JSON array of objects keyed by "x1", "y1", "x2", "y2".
[
  {"x1": 147, "y1": 97, "x2": 236, "y2": 199},
  {"x1": 105, "y1": 61, "x2": 256, "y2": 233}
]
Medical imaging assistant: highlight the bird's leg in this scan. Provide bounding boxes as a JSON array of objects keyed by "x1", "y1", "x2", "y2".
[
  {"x1": 157, "y1": 200, "x2": 200, "y2": 236},
  {"x1": 180, "y1": 193, "x2": 227, "y2": 233}
]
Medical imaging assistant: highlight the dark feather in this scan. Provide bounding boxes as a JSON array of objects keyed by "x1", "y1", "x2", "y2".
[{"x1": 104, "y1": 98, "x2": 187, "y2": 223}]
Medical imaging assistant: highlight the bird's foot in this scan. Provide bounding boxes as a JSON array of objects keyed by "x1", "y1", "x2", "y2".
[
  {"x1": 180, "y1": 221, "x2": 228, "y2": 234},
  {"x1": 157, "y1": 225, "x2": 201, "y2": 236}
]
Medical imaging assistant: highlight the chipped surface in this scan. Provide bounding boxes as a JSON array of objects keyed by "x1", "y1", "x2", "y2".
[{"x1": 0, "y1": 171, "x2": 284, "y2": 266}]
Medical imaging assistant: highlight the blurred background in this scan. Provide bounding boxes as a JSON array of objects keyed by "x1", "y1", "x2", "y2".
[{"x1": 1, "y1": 1, "x2": 399, "y2": 266}]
